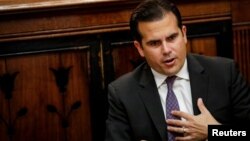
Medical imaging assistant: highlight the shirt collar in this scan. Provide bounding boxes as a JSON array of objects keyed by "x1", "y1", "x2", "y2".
[{"x1": 151, "y1": 59, "x2": 189, "y2": 88}]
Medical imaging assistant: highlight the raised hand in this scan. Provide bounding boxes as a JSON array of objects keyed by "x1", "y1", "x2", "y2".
[{"x1": 166, "y1": 98, "x2": 221, "y2": 141}]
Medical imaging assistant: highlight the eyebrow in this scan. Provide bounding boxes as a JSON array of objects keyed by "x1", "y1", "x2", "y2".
[
  {"x1": 145, "y1": 32, "x2": 179, "y2": 44},
  {"x1": 168, "y1": 32, "x2": 179, "y2": 37},
  {"x1": 166, "y1": 32, "x2": 179, "y2": 39}
]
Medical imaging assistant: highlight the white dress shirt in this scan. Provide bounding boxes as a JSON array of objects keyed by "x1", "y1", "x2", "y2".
[{"x1": 151, "y1": 59, "x2": 194, "y2": 119}]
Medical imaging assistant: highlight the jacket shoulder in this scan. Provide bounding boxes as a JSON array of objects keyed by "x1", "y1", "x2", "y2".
[
  {"x1": 189, "y1": 54, "x2": 235, "y2": 70},
  {"x1": 109, "y1": 62, "x2": 147, "y2": 89}
]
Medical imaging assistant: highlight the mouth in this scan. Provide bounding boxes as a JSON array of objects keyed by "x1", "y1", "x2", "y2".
[{"x1": 164, "y1": 58, "x2": 175, "y2": 65}]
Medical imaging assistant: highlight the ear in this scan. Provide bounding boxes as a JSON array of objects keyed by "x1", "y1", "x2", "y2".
[
  {"x1": 182, "y1": 25, "x2": 187, "y2": 44},
  {"x1": 134, "y1": 40, "x2": 145, "y2": 57}
]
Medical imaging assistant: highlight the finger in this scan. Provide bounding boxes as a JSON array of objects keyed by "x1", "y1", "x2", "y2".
[
  {"x1": 166, "y1": 119, "x2": 187, "y2": 127},
  {"x1": 175, "y1": 135, "x2": 193, "y2": 141},
  {"x1": 197, "y1": 98, "x2": 209, "y2": 114},
  {"x1": 171, "y1": 110, "x2": 193, "y2": 120},
  {"x1": 167, "y1": 126, "x2": 186, "y2": 134}
]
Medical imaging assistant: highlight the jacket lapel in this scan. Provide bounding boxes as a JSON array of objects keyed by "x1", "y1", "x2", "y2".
[
  {"x1": 187, "y1": 54, "x2": 209, "y2": 115},
  {"x1": 137, "y1": 64, "x2": 167, "y2": 141}
]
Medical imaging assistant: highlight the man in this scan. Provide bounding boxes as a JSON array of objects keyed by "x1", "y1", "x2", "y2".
[{"x1": 105, "y1": 0, "x2": 250, "y2": 141}]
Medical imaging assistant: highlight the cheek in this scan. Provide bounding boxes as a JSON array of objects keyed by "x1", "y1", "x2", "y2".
[
  {"x1": 177, "y1": 39, "x2": 187, "y2": 52},
  {"x1": 180, "y1": 45, "x2": 187, "y2": 59},
  {"x1": 173, "y1": 41, "x2": 187, "y2": 58},
  {"x1": 143, "y1": 49, "x2": 159, "y2": 61}
]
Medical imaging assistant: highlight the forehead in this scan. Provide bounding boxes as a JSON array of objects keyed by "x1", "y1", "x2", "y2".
[{"x1": 138, "y1": 12, "x2": 179, "y2": 39}]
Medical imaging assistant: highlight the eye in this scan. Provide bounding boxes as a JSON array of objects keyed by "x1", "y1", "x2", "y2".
[
  {"x1": 147, "y1": 40, "x2": 161, "y2": 47},
  {"x1": 166, "y1": 33, "x2": 178, "y2": 42}
]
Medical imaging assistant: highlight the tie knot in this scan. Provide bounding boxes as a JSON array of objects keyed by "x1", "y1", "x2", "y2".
[{"x1": 166, "y1": 75, "x2": 176, "y2": 89}]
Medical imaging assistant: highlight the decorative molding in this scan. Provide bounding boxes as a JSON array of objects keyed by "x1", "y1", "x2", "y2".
[
  {"x1": 0, "y1": 0, "x2": 140, "y2": 15},
  {"x1": 0, "y1": 23, "x2": 129, "y2": 43},
  {"x1": 0, "y1": 0, "x2": 231, "y2": 43}
]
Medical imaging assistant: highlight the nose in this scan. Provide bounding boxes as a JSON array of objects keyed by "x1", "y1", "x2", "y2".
[{"x1": 161, "y1": 42, "x2": 171, "y2": 54}]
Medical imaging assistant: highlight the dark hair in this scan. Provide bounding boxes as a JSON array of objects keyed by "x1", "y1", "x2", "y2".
[{"x1": 129, "y1": 0, "x2": 182, "y2": 42}]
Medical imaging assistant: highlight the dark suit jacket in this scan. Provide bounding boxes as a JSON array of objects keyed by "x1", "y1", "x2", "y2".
[{"x1": 105, "y1": 54, "x2": 250, "y2": 141}]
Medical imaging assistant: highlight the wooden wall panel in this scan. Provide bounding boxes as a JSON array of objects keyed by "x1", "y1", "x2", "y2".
[
  {"x1": 187, "y1": 37, "x2": 217, "y2": 56},
  {"x1": 178, "y1": 0, "x2": 231, "y2": 24},
  {"x1": 232, "y1": 0, "x2": 250, "y2": 84},
  {"x1": 0, "y1": 50, "x2": 92, "y2": 141},
  {"x1": 0, "y1": 0, "x2": 138, "y2": 42},
  {"x1": 111, "y1": 44, "x2": 141, "y2": 79},
  {"x1": 233, "y1": 25, "x2": 250, "y2": 83},
  {"x1": 0, "y1": 59, "x2": 8, "y2": 141},
  {"x1": 231, "y1": 0, "x2": 250, "y2": 23},
  {"x1": 0, "y1": 9, "x2": 131, "y2": 37}
]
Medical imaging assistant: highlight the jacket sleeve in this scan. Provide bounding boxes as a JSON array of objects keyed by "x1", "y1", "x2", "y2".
[{"x1": 105, "y1": 84, "x2": 133, "y2": 141}]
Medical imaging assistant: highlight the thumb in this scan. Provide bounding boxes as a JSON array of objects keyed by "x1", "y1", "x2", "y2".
[{"x1": 197, "y1": 98, "x2": 209, "y2": 114}]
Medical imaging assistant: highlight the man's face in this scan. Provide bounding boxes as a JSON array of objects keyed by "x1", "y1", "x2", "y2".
[{"x1": 134, "y1": 12, "x2": 187, "y2": 76}]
